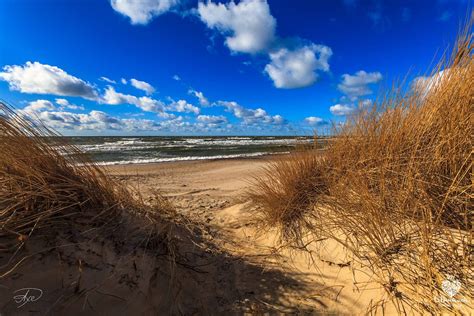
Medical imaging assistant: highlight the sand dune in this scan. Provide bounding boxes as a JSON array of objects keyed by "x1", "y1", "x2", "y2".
[{"x1": 103, "y1": 158, "x2": 400, "y2": 314}]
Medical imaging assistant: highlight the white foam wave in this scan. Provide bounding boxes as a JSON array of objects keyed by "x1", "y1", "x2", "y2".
[
  {"x1": 96, "y1": 152, "x2": 288, "y2": 166},
  {"x1": 76, "y1": 137, "x2": 309, "y2": 152}
]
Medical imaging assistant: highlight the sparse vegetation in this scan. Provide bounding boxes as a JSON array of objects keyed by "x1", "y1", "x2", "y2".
[
  {"x1": 249, "y1": 19, "x2": 473, "y2": 314},
  {"x1": 0, "y1": 101, "x2": 176, "y2": 278}
]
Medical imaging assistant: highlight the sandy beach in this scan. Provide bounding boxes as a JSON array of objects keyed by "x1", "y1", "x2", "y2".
[{"x1": 103, "y1": 157, "x2": 396, "y2": 314}]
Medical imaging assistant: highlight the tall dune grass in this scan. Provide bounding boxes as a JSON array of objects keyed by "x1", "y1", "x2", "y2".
[
  {"x1": 0, "y1": 102, "x2": 175, "y2": 274},
  {"x1": 249, "y1": 20, "x2": 473, "y2": 314}
]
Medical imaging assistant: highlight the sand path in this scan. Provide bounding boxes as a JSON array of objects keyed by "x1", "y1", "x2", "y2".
[{"x1": 105, "y1": 158, "x2": 397, "y2": 315}]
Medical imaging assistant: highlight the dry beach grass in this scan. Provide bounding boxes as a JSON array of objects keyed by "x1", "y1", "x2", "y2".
[
  {"x1": 0, "y1": 102, "x2": 203, "y2": 313},
  {"x1": 248, "y1": 20, "x2": 473, "y2": 314}
]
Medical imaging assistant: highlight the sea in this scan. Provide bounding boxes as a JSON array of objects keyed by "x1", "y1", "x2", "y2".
[{"x1": 65, "y1": 136, "x2": 316, "y2": 165}]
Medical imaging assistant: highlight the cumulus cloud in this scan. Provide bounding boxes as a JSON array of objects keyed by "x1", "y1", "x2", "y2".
[
  {"x1": 110, "y1": 0, "x2": 181, "y2": 24},
  {"x1": 102, "y1": 86, "x2": 165, "y2": 113},
  {"x1": 271, "y1": 114, "x2": 285, "y2": 125},
  {"x1": 338, "y1": 70, "x2": 382, "y2": 97},
  {"x1": 158, "y1": 112, "x2": 176, "y2": 119},
  {"x1": 217, "y1": 100, "x2": 285, "y2": 125},
  {"x1": 305, "y1": 116, "x2": 326, "y2": 125},
  {"x1": 0, "y1": 61, "x2": 98, "y2": 99},
  {"x1": 329, "y1": 103, "x2": 356, "y2": 116},
  {"x1": 265, "y1": 44, "x2": 332, "y2": 89},
  {"x1": 130, "y1": 78, "x2": 155, "y2": 94},
  {"x1": 55, "y1": 98, "x2": 85, "y2": 111},
  {"x1": 17, "y1": 97, "x2": 282, "y2": 134},
  {"x1": 329, "y1": 99, "x2": 373, "y2": 117},
  {"x1": 331, "y1": 71, "x2": 380, "y2": 117},
  {"x1": 22, "y1": 108, "x2": 122, "y2": 131},
  {"x1": 188, "y1": 89, "x2": 210, "y2": 106},
  {"x1": 49, "y1": 110, "x2": 156, "y2": 131},
  {"x1": 168, "y1": 99, "x2": 200, "y2": 115},
  {"x1": 197, "y1": 0, "x2": 276, "y2": 54},
  {"x1": 102, "y1": 87, "x2": 201, "y2": 118},
  {"x1": 197, "y1": 114, "x2": 227, "y2": 124},
  {"x1": 108, "y1": 0, "x2": 331, "y2": 90},
  {"x1": 22, "y1": 99, "x2": 56, "y2": 114},
  {"x1": 20, "y1": 99, "x2": 166, "y2": 132},
  {"x1": 55, "y1": 98, "x2": 71, "y2": 107},
  {"x1": 197, "y1": 0, "x2": 332, "y2": 89}
]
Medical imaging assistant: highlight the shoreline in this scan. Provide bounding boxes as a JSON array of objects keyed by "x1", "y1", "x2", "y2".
[{"x1": 101, "y1": 152, "x2": 289, "y2": 171}]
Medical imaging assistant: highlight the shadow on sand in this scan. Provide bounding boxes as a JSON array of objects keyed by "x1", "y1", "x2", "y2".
[{"x1": 0, "y1": 215, "x2": 359, "y2": 315}]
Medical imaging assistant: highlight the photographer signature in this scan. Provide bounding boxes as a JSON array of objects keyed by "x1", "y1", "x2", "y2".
[{"x1": 13, "y1": 288, "x2": 43, "y2": 308}]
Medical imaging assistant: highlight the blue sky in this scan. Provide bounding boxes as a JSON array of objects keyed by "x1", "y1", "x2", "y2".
[{"x1": 0, "y1": 0, "x2": 469, "y2": 135}]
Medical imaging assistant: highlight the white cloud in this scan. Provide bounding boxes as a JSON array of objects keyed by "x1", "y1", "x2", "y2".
[
  {"x1": 55, "y1": 98, "x2": 70, "y2": 107},
  {"x1": 102, "y1": 87, "x2": 200, "y2": 118},
  {"x1": 22, "y1": 99, "x2": 56, "y2": 114},
  {"x1": 130, "y1": 78, "x2": 155, "y2": 94},
  {"x1": 158, "y1": 115, "x2": 189, "y2": 129},
  {"x1": 173, "y1": 75, "x2": 181, "y2": 81},
  {"x1": 20, "y1": 101, "x2": 166, "y2": 132},
  {"x1": 196, "y1": 0, "x2": 333, "y2": 89},
  {"x1": 271, "y1": 114, "x2": 285, "y2": 125},
  {"x1": 197, "y1": 114, "x2": 227, "y2": 124},
  {"x1": 217, "y1": 100, "x2": 285, "y2": 125},
  {"x1": 102, "y1": 86, "x2": 165, "y2": 113},
  {"x1": 158, "y1": 112, "x2": 176, "y2": 119},
  {"x1": 66, "y1": 110, "x2": 151, "y2": 131},
  {"x1": 110, "y1": 0, "x2": 181, "y2": 25},
  {"x1": 332, "y1": 71, "x2": 380, "y2": 117},
  {"x1": 55, "y1": 98, "x2": 85, "y2": 111},
  {"x1": 0, "y1": 61, "x2": 98, "y2": 99},
  {"x1": 305, "y1": 116, "x2": 325, "y2": 125},
  {"x1": 23, "y1": 108, "x2": 122, "y2": 130},
  {"x1": 121, "y1": 78, "x2": 127, "y2": 84},
  {"x1": 338, "y1": 70, "x2": 382, "y2": 97},
  {"x1": 329, "y1": 103, "x2": 356, "y2": 116},
  {"x1": 197, "y1": 0, "x2": 276, "y2": 54},
  {"x1": 168, "y1": 99, "x2": 200, "y2": 115},
  {"x1": 100, "y1": 76, "x2": 116, "y2": 84},
  {"x1": 17, "y1": 97, "x2": 286, "y2": 134},
  {"x1": 265, "y1": 44, "x2": 332, "y2": 89},
  {"x1": 328, "y1": 99, "x2": 372, "y2": 117},
  {"x1": 188, "y1": 89, "x2": 210, "y2": 106}
]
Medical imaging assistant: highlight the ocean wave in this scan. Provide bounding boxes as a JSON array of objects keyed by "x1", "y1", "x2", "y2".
[
  {"x1": 181, "y1": 138, "x2": 309, "y2": 146},
  {"x1": 76, "y1": 139, "x2": 158, "y2": 151},
  {"x1": 95, "y1": 152, "x2": 288, "y2": 166},
  {"x1": 75, "y1": 137, "x2": 309, "y2": 152},
  {"x1": 77, "y1": 144, "x2": 157, "y2": 152}
]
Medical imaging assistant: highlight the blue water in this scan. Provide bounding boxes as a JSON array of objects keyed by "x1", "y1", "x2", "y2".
[{"x1": 65, "y1": 136, "x2": 316, "y2": 165}]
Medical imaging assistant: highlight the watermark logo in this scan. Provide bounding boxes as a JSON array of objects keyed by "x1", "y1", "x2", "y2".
[
  {"x1": 13, "y1": 288, "x2": 43, "y2": 308},
  {"x1": 435, "y1": 275, "x2": 468, "y2": 304},
  {"x1": 441, "y1": 275, "x2": 461, "y2": 298}
]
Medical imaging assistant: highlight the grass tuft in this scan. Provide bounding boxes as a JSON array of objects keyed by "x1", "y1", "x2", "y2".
[
  {"x1": 0, "y1": 101, "x2": 176, "y2": 275},
  {"x1": 249, "y1": 16, "x2": 473, "y2": 314}
]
